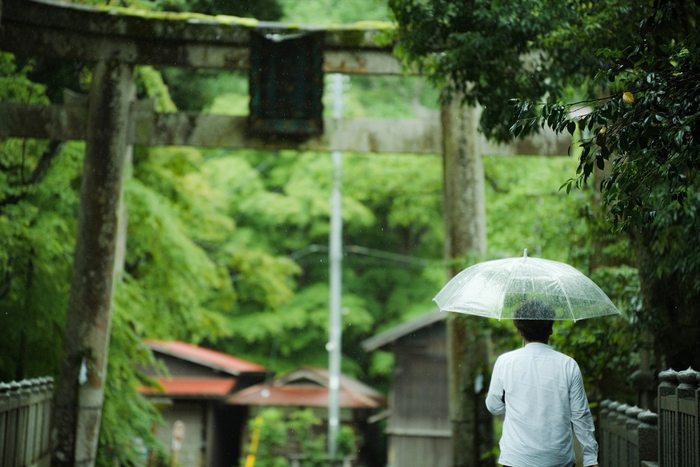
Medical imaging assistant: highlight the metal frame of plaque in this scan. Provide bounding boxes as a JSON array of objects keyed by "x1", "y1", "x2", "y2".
[{"x1": 248, "y1": 31, "x2": 325, "y2": 137}]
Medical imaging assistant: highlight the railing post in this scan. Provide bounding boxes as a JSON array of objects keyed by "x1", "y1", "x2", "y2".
[
  {"x1": 638, "y1": 409, "x2": 658, "y2": 465},
  {"x1": 606, "y1": 401, "x2": 621, "y2": 466},
  {"x1": 31, "y1": 379, "x2": 44, "y2": 465},
  {"x1": 625, "y1": 406, "x2": 643, "y2": 467},
  {"x1": 631, "y1": 369, "x2": 656, "y2": 410},
  {"x1": 658, "y1": 368, "x2": 679, "y2": 467},
  {"x1": 42, "y1": 377, "x2": 55, "y2": 465},
  {"x1": 599, "y1": 400, "x2": 612, "y2": 467},
  {"x1": 24, "y1": 380, "x2": 39, "y2": 465},
  {"x1": 0, "y1": 382, "x2": 10, "y2": 464},
  {"x1": 696, "y1": 371, "x2": 700, "y2": 467},
  {"x1": 15, "y1": 381, "x2": 29, "y2": 467},
  {"x1": 5, "y1": 382, "x2": 21, "y2": 467},
  {"x1": 615, "y1": 404, "x2": 631, "y2": 467},
  {"x1": 676, "y1": 368, "x2": 698, "y2": 467}
]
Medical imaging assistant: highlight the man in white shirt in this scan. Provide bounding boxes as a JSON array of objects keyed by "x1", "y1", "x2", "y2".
[{"x1": 485, "y1": 299, "x2": 599, "y2": 467}]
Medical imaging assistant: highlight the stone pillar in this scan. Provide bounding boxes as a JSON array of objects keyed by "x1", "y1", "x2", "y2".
[
  {"x1": 607, "y1": 401, "x2": 622, "y2": 466},
  {"x1": 657, "y1": 368, "x2": 679, "y2": 467},
  {"x1": 631, "y1": 368, "x2": 656, "y2": 410},
  {"x1": 441, "y1": 95, "x2": 492, "y2": 467},
  {"x1": 599, "y1": 400, "x2": 612, "y2": 466},
  {"x1": 638, "y1": 409, "x2": 659, "y2": 464},
  {"x1": 615, "y1": 403, "x2": 631, "y2": 467},
  {"x1": 51, "y1": 59, "x2": 133, "y2": 467},
  {"x1": 625, "y1": 406, "x2": 644, "y2": 467},
  {"x1": 676, "y1": 367, "x2": 699, "y2": 467},
  {"x1": 441, "y1": 99, "x2": 487, "y2": 261}
]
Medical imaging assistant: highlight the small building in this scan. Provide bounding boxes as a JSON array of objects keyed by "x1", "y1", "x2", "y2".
[
  {"x1": 228, "y1": 366, "x2": 387, "y2": 467},
  {"x1": 361, "y1": 311, "x2": 450, "y2": 467},
  {"x1": 140, "y1": 340, "x2": 268, "y2": 467}
]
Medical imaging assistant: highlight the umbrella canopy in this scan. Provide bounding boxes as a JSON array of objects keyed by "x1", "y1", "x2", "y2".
[{"x1": 434, "y1": 250, "x2": 621, "y2": 321}]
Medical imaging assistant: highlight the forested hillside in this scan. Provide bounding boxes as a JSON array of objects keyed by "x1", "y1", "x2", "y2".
[{"x1": 0, "y1": 0, "x2": 639, "y2": 463}]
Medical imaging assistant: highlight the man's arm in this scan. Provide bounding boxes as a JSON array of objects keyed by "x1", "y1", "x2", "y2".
[
  {"x1": 569, "y1": 363, "x2": 598, "y2": 467},
  {"x1": 485, "y1": 359, "x2": 505, "y2": 415}
]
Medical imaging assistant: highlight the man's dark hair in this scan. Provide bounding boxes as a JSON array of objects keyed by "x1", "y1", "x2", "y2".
[{"x1": 513, "y1": 299, "x2": 556, "y2": 343}]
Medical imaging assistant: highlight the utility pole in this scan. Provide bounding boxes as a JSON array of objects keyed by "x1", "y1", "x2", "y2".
[
  {"x1": 328, "y1": 72, "x2": 344, "y2": 460},
  {"x1": 441, "y1": 94, "x2": 494, "y2": 467}
]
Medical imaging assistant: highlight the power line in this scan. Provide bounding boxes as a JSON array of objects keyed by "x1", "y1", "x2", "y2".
[{"x1": 289, "y1": 243, "x2": 438, "y2": 267}]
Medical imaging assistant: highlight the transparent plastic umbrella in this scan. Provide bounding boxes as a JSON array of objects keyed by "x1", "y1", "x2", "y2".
[{"x1": 434, "y1": 250, "x2": 621, "y2": 321}]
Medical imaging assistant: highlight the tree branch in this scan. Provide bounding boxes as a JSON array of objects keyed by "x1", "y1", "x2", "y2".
[
  {"x1": 484, "y1": 173, "x2": 509, "y2": 193},
  {"x1": 0, "y1": 140, "x2": 65, "y2": 208},
  {"x1": 25, "y1": 140, "x2": 65, "y2": 185}
]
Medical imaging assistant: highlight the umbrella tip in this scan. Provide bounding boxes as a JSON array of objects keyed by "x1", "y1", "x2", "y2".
[{"x1": 523, "y1": 248, "x2": 528, "y2": 258}]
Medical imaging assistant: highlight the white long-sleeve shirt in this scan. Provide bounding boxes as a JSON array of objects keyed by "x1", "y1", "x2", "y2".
[{"x1": 485, "y1": 342, "x2": 598, "y2": 467}]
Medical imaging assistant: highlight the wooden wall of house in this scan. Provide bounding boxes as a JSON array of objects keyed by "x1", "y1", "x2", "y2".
[
  {"x1": 156, "y1": 401, "x2": 206, "y2": 467},
  {"x1": 149, "y1": 354, "x2": 227, "y2": 378},
  {"x1": 386, "y1": 323, "x2": 450, "y2": 467},
  {"x1": 153, "y1": 400, "x2": 248, "y2": 467}
]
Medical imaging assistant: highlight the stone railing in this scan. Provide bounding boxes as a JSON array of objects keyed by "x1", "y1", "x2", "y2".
[
  {"x1": 599, "y1": 400, "x2": 658, "y2": 467},
  {"x1": 657, "y1": 368, "x2": 699, "y2": 467},
  {"x1": 599, "y1": 367, "x2": 700, "y2": 467},
  {"x1": 0, "y1": 377, "x2": 54, "y2": 467}
]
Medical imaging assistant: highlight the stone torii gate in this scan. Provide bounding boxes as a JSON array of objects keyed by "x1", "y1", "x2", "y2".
[{"x1": 0, "y1": 0, "x2": 570, "y2": 465}]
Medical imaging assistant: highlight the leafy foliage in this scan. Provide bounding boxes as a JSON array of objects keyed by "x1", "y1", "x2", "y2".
[
  {"x1": 280, "y1": 0, "x2": 388, "y2": 24},
  {"x1": 387, "y1": 0, "x2": 647, "y2": 142},
  {"x1": 514, "y1": 1, "x2": 700, "y2": 230},
  {"x1": 390, "y1": 0, "x2": 700, "y2": 371},
  {"x1": 0, "y1": 53, "x2": 74, "y2": 382},
  {"x1": 242, "y1": 408, "x2": 357, "y2": 467},
  {"x1": 507, "y1": 1, "x2": 700, "y2": 369}
]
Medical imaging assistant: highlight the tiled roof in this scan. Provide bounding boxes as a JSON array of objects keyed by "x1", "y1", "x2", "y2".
[
  {"x1": 227, "y1": 367, "x2": 386, "y2": 409},
  {"x1": 140, "y1": 377, "x2": 237, "y2": 397},
  {"x1": 146, "y1": 340, "x2": 266, "y2": 376},
  {"x1": 361, "y1": 309, "x2": 447, "y2": 351}
]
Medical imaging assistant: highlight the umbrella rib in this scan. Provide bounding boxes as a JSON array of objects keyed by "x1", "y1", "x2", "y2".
[
  {"x1": 441, "y1": 261, "x2": 507, "y2": 316},
  {"x1": 489, "y1": 264, "x2": 511, "y2": 318},
  {"x1": 500, "y1": 258, "x2": 525, "y2": 319},
  {"x1": 548, "y1": 268, "x2": 576, "y2": 321}
]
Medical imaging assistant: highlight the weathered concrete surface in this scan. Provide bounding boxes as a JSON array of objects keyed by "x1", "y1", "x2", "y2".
[
  {"x1": 0, "y1": 102, "x2": 571, "y2": 156},
  {"x1": 3, "y1": 0, "x2": 393, "y2": 45},
  {"x1": 51, "y1": 60, "x2": 133, "y2": 467},
  {"x1": 441, "y1": 97, "x2": 494, "y2": 467},
  {"x1": 0, "y1": 103, "x2": 88, "y2": 140},
  {"x1": 0, "y1": 0, "x2": 406, "y2": 74}
]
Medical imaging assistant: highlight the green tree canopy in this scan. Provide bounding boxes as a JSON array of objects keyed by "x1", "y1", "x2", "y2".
[
  {"x1": 388, "y1": 0, "x2": 647, "y2": 141},
  {"x1": 513, "y1": 1, "x2": 700, "y2": 369},
  {"x1": 389, "y1": 0, "x2": 700, "y2": 370}
]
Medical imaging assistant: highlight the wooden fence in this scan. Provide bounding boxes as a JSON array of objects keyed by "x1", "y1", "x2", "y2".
[
  {"x1": 599, "y1": 368, "x2": 700, "y2": 467},
  {"x1": 0, "y1": 377, "x2": 54, "y2": 467}
]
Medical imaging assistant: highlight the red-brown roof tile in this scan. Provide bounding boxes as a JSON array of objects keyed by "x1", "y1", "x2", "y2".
[
  {"x1": 140, "y1": 377, "x2": 237, "y2": 397},
  {"x1": 145, "y1": 340, "x2": 266, "y2": 375},
  {"x1": 227, "y1": 367, "x2": 386, "y2": 409},
  {"x1": 227, "y1": 384, "x2": 385, "y2": 408}
]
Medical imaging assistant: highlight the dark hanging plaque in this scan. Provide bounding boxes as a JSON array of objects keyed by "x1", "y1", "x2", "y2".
[{"x1": 248, "y1": 31, "x2": 324, "y2": 137}]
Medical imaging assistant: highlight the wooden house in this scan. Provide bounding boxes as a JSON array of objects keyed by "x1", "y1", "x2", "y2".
[
  {"x1": 228, "y1": 367, "x2": 387, "y2": 467},
  {"x1": 361, "y1": 311, "x2": 450, "y2": 467},
  {"x1": 139, "y1": 340, "x2": 268, "y2": 467}
]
